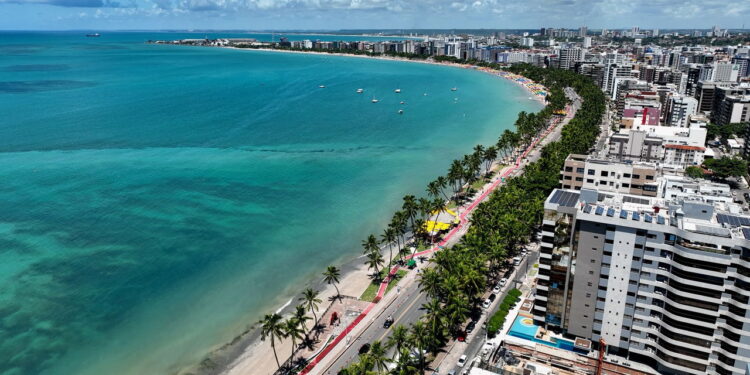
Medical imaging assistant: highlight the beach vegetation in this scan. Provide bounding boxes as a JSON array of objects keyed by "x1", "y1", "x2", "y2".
[
  {"x1": 323, "y1": 266, "x2": 342, "y2": 302},
  {"x1": 258, "y1": 313, "x2": 285, "y2": 369}
]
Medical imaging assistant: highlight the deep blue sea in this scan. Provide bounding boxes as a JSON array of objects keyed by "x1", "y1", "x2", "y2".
[{"x1": 0, "y1": 31, "x2": 540, "y2": 375}]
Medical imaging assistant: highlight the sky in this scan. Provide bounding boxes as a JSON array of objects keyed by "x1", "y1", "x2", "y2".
[{"x1": 0, "y1": 0, "x2": 749, "y2": 31}]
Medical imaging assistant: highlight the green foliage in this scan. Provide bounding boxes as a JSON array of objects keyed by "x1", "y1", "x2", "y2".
[
  {"x1": 487, "y1": 289, "x2": 522, "y2": 336},
  {"x1": 706, "y1": 122, "x2": 748, "y2": 145},
  {"x1": 703, "y1": 157, "x2": 748, "y2": 180},
  {"x1": 685, "y1": 166, "x2": 706, "y2": 179}
]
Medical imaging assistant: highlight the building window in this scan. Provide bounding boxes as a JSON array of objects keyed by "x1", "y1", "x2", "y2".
[
  {"x1": 587, "y1": 179, "x2": 594, "y2": 183},
  {"x1": 588, "y1": 169, "x2": 595, "y2": 175},
  {"x1": 633, "y1": 174, "x2": 640, "y2": 179},
  {"x1": 576, "y1": 167, "x2": 585, "y2": 173},
  {"x1": 623, "y1": 173, "x2": 631, "y2": 178},
  {"x1": 601, "y1": 171, "x2": 609, "y2": 177}
]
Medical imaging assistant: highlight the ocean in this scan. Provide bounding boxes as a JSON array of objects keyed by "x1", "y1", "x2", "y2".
[{"x1": 0, "y1": 31, "x2": 541, "y2": 375}]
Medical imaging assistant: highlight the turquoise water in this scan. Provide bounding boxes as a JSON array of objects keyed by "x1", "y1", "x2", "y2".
[
  {"x1": 0, "y1": 32, "x2": 541, "y2": 375},
  {"x1": 508, "y1": 315, "x2": 578, "y2": 351}
]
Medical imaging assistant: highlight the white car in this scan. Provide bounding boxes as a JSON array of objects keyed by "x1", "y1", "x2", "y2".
[
  {"x1": 457, "y1": 354, "x2": 468, "y2": 367},
  {"x1": 492, "y1": 285, "x2": 502, "y2": 294},
  {"x1": 482, "y1": 298, "x2": 491, "y2": 309},
  {"x1": 499, "y1": 278, "x2": 507, "y2": 286}
]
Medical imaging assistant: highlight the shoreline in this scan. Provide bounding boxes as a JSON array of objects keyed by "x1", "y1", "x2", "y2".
[
  {"x1": 221, "y1": 46, "x2": 549, "y2": 104},
  {"x1": 170, "y1": 46, "x2": 549, "y2": 375}
]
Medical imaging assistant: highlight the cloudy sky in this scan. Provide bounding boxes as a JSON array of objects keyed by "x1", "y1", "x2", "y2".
[{"x1": 1, "y1": 0, "x2": 748, "y2": 30}]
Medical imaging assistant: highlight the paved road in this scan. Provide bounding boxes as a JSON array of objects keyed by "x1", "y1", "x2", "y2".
[{"x1": 313, "y1": 88, "x2": 580, "y2": 375}]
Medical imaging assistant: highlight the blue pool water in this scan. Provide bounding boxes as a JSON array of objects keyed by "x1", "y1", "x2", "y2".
[{"x1": 508, "y1": 315, "x2": 577, "y2": 351}]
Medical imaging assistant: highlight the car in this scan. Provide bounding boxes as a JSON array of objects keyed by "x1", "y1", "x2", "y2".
[
  {"x1": 456, "y1": 332, "x2": 466, "y2": 342},
  {"x1": 482, "y1": 298, "x2": 491, "y2": 309},
  {"x1": 358, "y1": 343, "x2": 370, "y2": 355},
  {"x1": 383, "y1": 316, "x2": 394, "y2": 329},
  {"x1": 499, "y1": 278, "x2": 508, "y2": 286},
  {"x1": 457, "y1": 354, "x2": 468, "y2": 367},
  {"x1": 744, "y1": 192, "x2": 750, "y2": 201},
  {"x1": 466, "y1": 321, "x2": 476, "y2": 333},
  {"x1": 492, "y1": 285, "x2": 501, "y2": 294},
  {"x1": 447, "y1": 371, "x2": 456, "y2": 375},
  {"x1": 488, "y1": 293, "x2": 497, "y2": 302},
  {"x1": 513, "y1": 257, "x2": 521, "y2": 266}
]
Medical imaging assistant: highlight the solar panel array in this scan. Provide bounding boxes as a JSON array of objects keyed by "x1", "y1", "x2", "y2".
[
  {"x1": 743, "y1": 228, "x2": 750, "y2": 239},
  {"x1": 549, "y1": 190, "x2": 580, "y2": 207},
  {"x1": 717, "y1": 214, "x2": 750, "y2": 227}
]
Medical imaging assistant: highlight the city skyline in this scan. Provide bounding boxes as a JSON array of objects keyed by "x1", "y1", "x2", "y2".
[{"x1": 1, "y1": 0, "x2": 749, "y2": 31}]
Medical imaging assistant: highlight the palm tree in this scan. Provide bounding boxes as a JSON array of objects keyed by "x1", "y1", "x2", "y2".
[
  {"x1": 381, "y1": 227, "x2": 396, "y2": 271},
  {"x1": 392, "y1": 348, "x2": 419, "y2": 374},
  {"x1": 365, "y1": 250, "x2": 384, "y2": 280},
  {"x1": 417, "y1": 268, "x2": 442, "y2": 299},
  {"x1": 323, "y1": 266, "x2": 342, "y2": 302},
  {"x1": 285, "y1": 316, "x2": 305, "y2": 360},
  {"x1": 386, "y1": 324, "x2": 410, "y2": 359},
  {"x1": 293, "y1": 304, "x2": 312, "y2": 339},
  {"x1": 367, "y1": 340, "x2": 390, "y2": 373},
  {"x1": 409, "y1": 321, "x2": 429, "y2": 372},
  {"x1": 435, "y1": 175, "x2": 451, "y2": 201},
  {"x1": 402, "y1": 195, "x2": 418, "y2": 232},
  {"x1": 299, "y1": 288, "x2": 321, "y2": 332},
  {"x1": 362, "y1": 234, "x2": 379, "y2": 255},
  {"x1": 258, "y1": 313, "x2": 286, "y2": 369}
]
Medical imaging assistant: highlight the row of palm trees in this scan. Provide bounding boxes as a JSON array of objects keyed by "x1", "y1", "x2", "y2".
[
  {"x1": 259, "y1": 264, "x2": 346, "y2": 373},
  {"x1": 338, "y1": 321, "x2": 433, "y2": 375},
  {"x1": 339, "y1": 64, "x2": 606, "y2": 374}
]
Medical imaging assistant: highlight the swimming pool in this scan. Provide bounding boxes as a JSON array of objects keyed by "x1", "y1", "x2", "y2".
[{"x1": 507, "y1": 315, "x2": 579, "y2": 352}]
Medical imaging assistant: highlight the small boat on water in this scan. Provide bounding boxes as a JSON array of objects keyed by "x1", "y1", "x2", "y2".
[
  {"x1": 356, "y1": 88, "x2": 364, "y2": 93},
  {"x1": 451, "y1": 87, "x2": 458, "y2": 91},
  {"x1": 398, "y1": 109, "x2": 404, "y2": 114},
  {"x1": 371, "y1": 98, "x2": 379, "y2": 103},
  {"x1": 319, "y1": 85, "x2": 326, "y2": 88},
  {"x1": 394, "y1": 88, "x2": 401, "y2": 93},
  {"x1": 400, "y1": 101, "x2": 405, "y2": 105},
  {"x1": 86, "y1": 33, "x2": 100, "y2": 37}
]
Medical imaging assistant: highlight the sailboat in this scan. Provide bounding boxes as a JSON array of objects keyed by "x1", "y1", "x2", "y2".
[{"x1": 356, "y1": 88, "x2": 364, "y2": 93}]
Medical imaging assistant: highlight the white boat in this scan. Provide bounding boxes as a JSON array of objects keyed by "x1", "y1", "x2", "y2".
[
  {"x1": 400, "y1": 101, "x2": 405, "y2": 105},
  {"x1": 319, "y1": 85, "x2": 326, "y2": 88},
  {"x1": 451, "y1": 87, "x2": 458, "y2": 91},
  {"x1": 356, "y1": 88, "x2": 364, "y2": 93},
  {"x1": 371, "y1": 98, "x2": 379, "y2": 103},
  {"x1": 398, "y1": 109, "x2": 404, "y2": 114},
  {"x1": 394, "y1": 88, "x2": 401, "y2": 93}
]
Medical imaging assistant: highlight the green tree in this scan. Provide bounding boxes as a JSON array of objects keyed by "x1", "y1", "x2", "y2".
[
  {"x1": 685, "y1": 166, "x2": 706, "y2": 179},
  {"x1": 299, "y1": 288, "x2": 321, "y2": 334},
  {"x1": 704, "y1": 157, "x2": 747, "y2": 180},
  {"x1": 323, "y1": 265, "x2": 342, "y2": 302},
  {"x1": 258, "y1": 313, "x2": 286, "y2": 369},
  {"x1": 284, "y1": 316, "x2": 305, "y2": 359}
]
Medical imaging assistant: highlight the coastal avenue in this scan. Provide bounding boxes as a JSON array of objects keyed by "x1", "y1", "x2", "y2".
[{"x1": 311, "y1": 88, "x2": 581, "y2": 374}]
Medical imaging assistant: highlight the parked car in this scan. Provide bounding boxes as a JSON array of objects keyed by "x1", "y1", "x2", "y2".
[
  {"x1": 513, "y1": 257, "x2": 521, "y2": 266},
  {"x1": 358, "y1": 343, "x2": 370, "y2": 354},
  {"x1": 457, "y1": 354, "x2": 468, "y2": 367},
  {"x1": 482, "y1": 298, "x2": 491, "y2": 309},
  {"x1": 466, "y1": 321, "x2": 476, "y2": 334},
  {"x1": 492, "y1": 285, "x2": 501, "y2": 294},
  {"x1": 456, "y1": 331, "x2": 466, "y2": 342},
  {"x1": 383, "y1": 316, "x2": 394, "y2": 328},
  {"x1": 499, "y1": 278, "x2": 508, "y2": 286},
  {"x1": 488, "y1": 293, "x2": 497, "y2": 302}
]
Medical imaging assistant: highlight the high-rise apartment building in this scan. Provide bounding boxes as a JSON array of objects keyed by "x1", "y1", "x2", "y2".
[{"x1": 535, "y1": 182, "x2": 750, "y2": 375}]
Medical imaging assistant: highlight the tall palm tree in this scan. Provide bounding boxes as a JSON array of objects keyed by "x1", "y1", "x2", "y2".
[
  {"x1": 401, "y1": 195, "x2": 418, "y2": 231},
  {"x1": 409, "y1": 321, "x2": 429, "y2": 372},
  {"x1": 367, "y1": 340, "x2": 390, "y2": 374},
  {"x1": 381, "y1": 227, "x2": 396, "y2": 271},
  {"x1": 299, "y1": 288, "x2": 321, "y2": 331},
  {"x1": 293, "y1": 304, "x2": 312, "y2": 339},
  {"x1": 284, "y1": 317, "x2": 305, "y2": 360},
  {"x1": 323, "y1": 265, "x2": 342, "y2": 302},
  {"x1": 386, "y1": 324, "x2": 410, "y2": 359},
  {"x1": 435, "y1": 175, "x2": 451, "y2": 201},
  {"x1": 258, "y1": 313, "x2": 286, "y2": 369},
  {"x1": 362, "y1": 234, "x2": 379, "y2": 255},
  {"x1": 365, "y1": 250, "x2": 384, "y2": 280}
]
